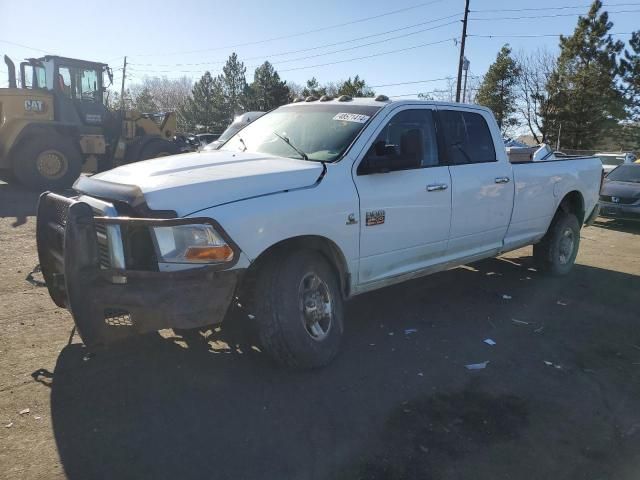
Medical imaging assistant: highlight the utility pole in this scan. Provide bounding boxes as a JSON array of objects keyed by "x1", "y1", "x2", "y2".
[
  {"x1": 455, "y1": 0, "x2": 470, "y2": 103},
  {"x1": 120, "y1": 56, "x2": 127, "y2": 110},
  {"x1": 462, "y1": 57, "x2": 470, "y2": 103}
]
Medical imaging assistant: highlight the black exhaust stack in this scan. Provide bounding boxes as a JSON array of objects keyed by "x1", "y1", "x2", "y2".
[{"x1": 4, "y1": 55, "x2": 17, "y2": 88}]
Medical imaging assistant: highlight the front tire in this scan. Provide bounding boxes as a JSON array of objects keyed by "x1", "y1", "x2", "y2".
[
  {"x1": 533, "y1": 212, "x2": 580, "y2": 276},
  {"x1": 254, "y1": 250, "x2": 344, "y2": 369},
  {"x1": 12, "y1": 135, "x2": 82, "y2": 191}
]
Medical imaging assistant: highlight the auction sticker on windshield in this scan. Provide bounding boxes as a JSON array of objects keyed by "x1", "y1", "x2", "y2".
[{"x1": 333, "y1": 113, "x2": 370, "y2": 123}]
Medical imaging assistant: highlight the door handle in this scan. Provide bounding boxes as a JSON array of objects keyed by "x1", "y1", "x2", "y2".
[
  {"x1": 495, "y1": 177, "x2": 510, "y2": 184},
  {"x1": 426, "y1": 183, "x2": 448, "y2": 192}
]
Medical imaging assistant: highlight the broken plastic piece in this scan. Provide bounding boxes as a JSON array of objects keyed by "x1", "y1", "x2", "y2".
[
  {"x1": 512, "y1": 319, "x2": 530, "y2": 325},
  {"x1": 465, "y1": 361, "x2": 489, "y2": 370},
  {"x1": 502, "y1": 294, "x2": 512, "y2": 300},
  {"x1": 483, "y1": 338, "x2": 496, "y2": 346},
  {"x1": 405, "y1": 328, "x2": 418, "y2": 335},
  {"x1": 19, "y1": 408, "x2": 29, "y2": 415}
]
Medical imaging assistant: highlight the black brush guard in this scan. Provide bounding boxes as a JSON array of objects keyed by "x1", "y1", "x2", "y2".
[{"x1": 36, "y1": 192, "x2": 242, "y2": 347}]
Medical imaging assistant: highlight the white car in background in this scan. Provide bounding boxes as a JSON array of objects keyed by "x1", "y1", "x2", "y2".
[
  {"x1": 596, "y1": 152, "x2": 637, "y2": 175},
  {"x1": 204, "y1": 111, "x2": 266, "y2": 150}
]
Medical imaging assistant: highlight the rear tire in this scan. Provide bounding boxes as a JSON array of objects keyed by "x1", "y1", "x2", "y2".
[
  {"x1": 139, "y1": 139, "x2": 179, "y2": 160},
  {"x1": 253, "y1": 250, "x2": 344, "y2": 369},
  {"x1": 12, "y1": 135, "x2": 82, "y2": 191},
  {"x1": 533, "y1": 212, "x2": 580, "y2": 276}
]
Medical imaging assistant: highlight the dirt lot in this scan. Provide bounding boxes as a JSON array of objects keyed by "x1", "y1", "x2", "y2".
[{"x1": 1, "y1": 181, "x2": 640, "y2": 480}]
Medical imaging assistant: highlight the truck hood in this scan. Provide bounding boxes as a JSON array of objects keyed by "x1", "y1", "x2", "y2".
[
  {"x1": 601, "y1": 180, "x2": 640, "y2": 199},
  {"x1": 86, "y1": 150, "x2": 324, "y2": 216}
]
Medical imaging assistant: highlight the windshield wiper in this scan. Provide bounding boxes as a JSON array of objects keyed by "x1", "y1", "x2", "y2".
[{"x1": 272, "y1": 132, "x2": 309, "y2": 161}]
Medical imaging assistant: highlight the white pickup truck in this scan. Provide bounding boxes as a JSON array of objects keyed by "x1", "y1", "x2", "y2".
[{"x1": 36, "y1": 97, "x2": 602, "y2": 368}]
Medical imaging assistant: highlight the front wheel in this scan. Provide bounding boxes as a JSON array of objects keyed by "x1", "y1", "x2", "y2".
[
  {"x1": 253, "y1": 250, "x2": 344, "y2": 369},
  {"x1": 12, "y1": 135, "x2": 82, "y2": 191},
  {"x1": 533, "y1": 212, "x2": 580, "y2": 276}
]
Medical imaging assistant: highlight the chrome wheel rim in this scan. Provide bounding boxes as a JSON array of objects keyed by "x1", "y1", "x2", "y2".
[
  {"x1": 558, "y1": 228, "x2": 575, "y2": 265},
  {"x1": 36, "y1": 150, "x2": 67, "y2": 179},
  {"x1": 299, "y1": 272, "x2": 333, "y2": 341}
]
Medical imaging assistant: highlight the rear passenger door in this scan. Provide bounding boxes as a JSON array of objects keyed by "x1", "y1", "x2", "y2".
[
  {"x1": 353, "y1": 106, "x2": 452, "y2": 285},
  {"x1": 438, "y1": 108, "x2": 514, "y2": 259}
]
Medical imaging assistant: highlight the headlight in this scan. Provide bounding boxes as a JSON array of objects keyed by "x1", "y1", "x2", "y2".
[{"x1": 152, "y1": 224, "x2": 234, "y2": 264}]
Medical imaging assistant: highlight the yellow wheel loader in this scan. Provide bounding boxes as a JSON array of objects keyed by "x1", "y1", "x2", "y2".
[{"x1": 0, "y1": 55, "x2": 178, "y2": 190}]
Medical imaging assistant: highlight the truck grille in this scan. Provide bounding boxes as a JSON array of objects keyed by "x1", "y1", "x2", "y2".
[
  {"x1": 600, "y1": 195, "x2": 637, "y2": 205},
  {"x1": 92, "y1": 209, "x2": 112, "y2": 269}
]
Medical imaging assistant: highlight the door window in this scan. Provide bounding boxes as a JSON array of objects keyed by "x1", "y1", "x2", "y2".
[
  {"x1": 75, "y1": 68, "x2": 99, "y2": 102},
  {"x1": 359, "y1": 109, "x2": 439, "y2": 174},
  {"x1": 439, "y1": 110, "x2": 496, "y2": 164},
  {"x1": 57, "y1": 67, "x2": 73, "y2": 98}
]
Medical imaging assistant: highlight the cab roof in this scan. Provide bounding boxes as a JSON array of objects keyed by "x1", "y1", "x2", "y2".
[{"x1": 29, "y1": 55, "x2": 108, "y2": 68}]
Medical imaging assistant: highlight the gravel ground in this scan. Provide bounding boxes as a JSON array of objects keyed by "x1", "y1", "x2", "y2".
[{"x1": 1, "y1": 181, "x2": 639, "y2": 480}]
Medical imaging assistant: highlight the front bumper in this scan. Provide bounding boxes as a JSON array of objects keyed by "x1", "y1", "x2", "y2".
[
  {"x1": 36, "y1": 192, "x2": 243, "y2": 347},
  {"x1": 598, "y1": 202, "x2": 640, "y2": 222}
]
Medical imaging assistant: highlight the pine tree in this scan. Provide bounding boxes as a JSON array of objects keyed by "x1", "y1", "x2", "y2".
[
  {"x1": 247, "y1": 61, "x2": 290, "y2": 111},
  {"x1": 219, "y1": 53, "x2": 248, "y2": 122},
  {"x1": 181, "y1": 72, "x2": 225, "y2": 132},
  {"x1": 476, "y1": 45, "x2": 520, "y2": 134},
  {"x1": 619, "y1": 31, "x2": 640, "y2": 149},
  {"x1": 337, "y1": 76, "x2": 375, "y2": 97},
  {"x1": 302, "y1": 77, "x2": 326, "y2": 97},
  {"x1": 543, "y1": 0, "x2": 625, "y2": 150}
]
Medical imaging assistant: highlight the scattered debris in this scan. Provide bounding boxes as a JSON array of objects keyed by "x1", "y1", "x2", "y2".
[
  {"x1": 556, "y1": 300, "x2": 568, "y2": 306},
  {"x1": 82, "y1": 353, "x2": 94, "y2": 362},
  {"x1": 247, "y1": 314, "x2": 255, "y2": 320},
  {"x1": 404, "y1": 328, "x2": 418, "y2": 335},
  {"x1": 369, "y1": 343, "x2": 376, "y2": 347},
  {"x1": 19, "y1": 408, "x2": 30, "y2": 415},
  {"x1": 465, "y1": 361, "x2": 489, "y2": 370},
  {"x1": 419, "y1": 445, "x2": 429, "y2": 454},
  {"x1": 5, "y1": 422, "x2": 13, "y2": 428},
  {"x1": 34, "y1": 416, "x2": 42, "y2": 420},
  {"x1": 417, "y1": 372, "x2": 424, "y2": 376},
  {"x1": 544, "y1": 360, "x2": 562, "y2": 369},
  {"x1": 388, "y1": 332, "x2": 394, "y2": 336},
  {"x1": 534, "y1": 325, "x2": 544, "y2": 333},
  {"x1": 483, "y1": 338, "x2": 496, "y2": 346},
  {"x1": 502, "y1": 294, "x2": 512, "y2": 300},
  {"x1": 25, "y1": 264, "x2": 46, "y2": 287},
  {"x1": 512, "y1": 319, "x2": 531, "y2": 326}
]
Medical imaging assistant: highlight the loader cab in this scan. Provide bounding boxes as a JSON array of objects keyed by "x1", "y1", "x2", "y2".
[{"x1": 22, "y1": 56, "x2": 112, "y2": 128}]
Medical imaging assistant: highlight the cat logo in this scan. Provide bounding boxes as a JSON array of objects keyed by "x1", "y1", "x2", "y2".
[{"x1": 24, "y1": 99, "x2": 46, "y2": 113}]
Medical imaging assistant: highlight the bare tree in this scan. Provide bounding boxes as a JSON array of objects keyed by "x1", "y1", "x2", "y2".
[
  {"x1": 130, "y1": 76, "x2": 193, "y2": 131},
  {"x1": 515, "y1": 49, "x2": 556, "y2": 144}
]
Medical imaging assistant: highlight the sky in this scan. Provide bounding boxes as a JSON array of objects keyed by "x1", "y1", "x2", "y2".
[{"x1": 1, "y1": 0, "x2": 639, "y2": 98}]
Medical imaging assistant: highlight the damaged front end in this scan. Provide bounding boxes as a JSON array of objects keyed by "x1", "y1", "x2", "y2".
[{"x1": 36, "y1": 192, "x2": 244, "y2": 347}]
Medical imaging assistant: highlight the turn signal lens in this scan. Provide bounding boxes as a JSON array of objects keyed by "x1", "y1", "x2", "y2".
[{"x1": 184, "y1": 245, "x2": 234, "y2": 262}]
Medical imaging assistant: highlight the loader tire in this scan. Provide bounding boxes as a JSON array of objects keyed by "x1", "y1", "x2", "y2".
[
  {"x1": 533, "y1": 212, "x2": 580, "y2": 276},
  {"x1": 253, "y1": 250, "x2": 344, "y2": 369},
  {"x1": 12, "y1": 135, "x2": 82, "y2": 191},
  {"x1": 139, "y1": 139, "x2": 179, "y2": 160}
]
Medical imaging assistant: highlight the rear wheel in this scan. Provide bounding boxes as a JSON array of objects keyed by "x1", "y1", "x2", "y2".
[
  {"x1": 139, "y1": 139, "x2": 179, "y2": 160},
  {"x1": 253, "y1": 250, "x2": 344, "y2": 369},
  {"x1": 533, "y1": 212, "x2": 580, "y2": 276},
  {"x1": 12, "y1": 135, "x2": 82, "y2": 191}
]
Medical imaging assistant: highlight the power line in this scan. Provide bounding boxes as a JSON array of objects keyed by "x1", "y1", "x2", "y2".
[
  {"x1": 471, "y1": 2, "x2": 640, "y2": 13},
  {"x1": 129, "y1": 13, "x2": 462, "y2": 67},
  {"x1": 131, "y1": 0, "x2": 447, "y2": 57},
  {"x1": 278, "y1": 37, "x2": 457, "y2": 73},
  {"x1": 469, "y1": 31, "x2": 634, "y2": 38},
  {"x1": 0, "y1": 39, "x2": 50, "y2": 54},
  {"x1": 470, "y1": 8, "x2": 640, "y2": 21},
  {"x1": 140, "y1": 20, "x2": 458, "y2": 72}
]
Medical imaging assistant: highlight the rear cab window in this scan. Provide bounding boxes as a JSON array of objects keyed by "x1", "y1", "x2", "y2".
[{"x1": 439, "y1": 110, "x2": 496, "y2": 164}]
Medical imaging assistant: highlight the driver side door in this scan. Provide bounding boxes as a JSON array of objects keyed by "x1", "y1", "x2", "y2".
[{"x1": 353, "y1": 106, "x2": 452, "y2": 286}]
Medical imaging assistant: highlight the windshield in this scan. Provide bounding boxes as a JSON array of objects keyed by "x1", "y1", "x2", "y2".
[
  {"x1": 607, "y1": 164, "x2": 640, "y2": 183},
  {"x1": 221, "y1": 104, "x2": 381, "y2": 162},
  {"x1": 597, "y1": 155, "x2": 625, "y2": 166}
]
